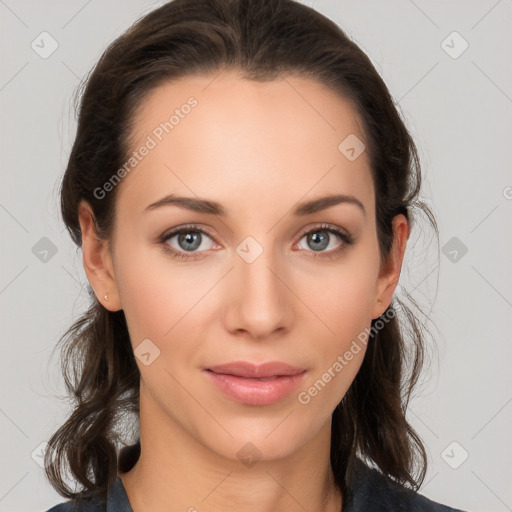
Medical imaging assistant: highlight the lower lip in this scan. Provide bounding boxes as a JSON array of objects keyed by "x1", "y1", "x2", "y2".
[{"x1": 203, "y1": 370, "x2": 306, "y2": 406}]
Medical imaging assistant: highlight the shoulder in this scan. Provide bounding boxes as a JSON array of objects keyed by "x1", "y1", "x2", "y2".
[
  {"x1": 44, "y1": 476, "x2": 131, "y2": 512},
  {"x1": 44, "y1": 501, "x2": 102, "y2": 512},
  {"x1": 44, "y1": 499, "x2": 103, "y2": 512},
  {"x1": 346, "y1": 458, "x2": 468, "y2": 512}
]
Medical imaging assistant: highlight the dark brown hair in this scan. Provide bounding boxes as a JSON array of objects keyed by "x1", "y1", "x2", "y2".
[{"x1": 45, "y1": 0, "x2": 438, "y2": 506}]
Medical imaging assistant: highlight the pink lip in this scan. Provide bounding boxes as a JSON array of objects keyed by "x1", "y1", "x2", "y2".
[
  {"x1": 203, "y1": 361, "x2": 307, "y2": 406},
  {"x1": 207, "y1": 361, "x2": 305, "y2": 378}
]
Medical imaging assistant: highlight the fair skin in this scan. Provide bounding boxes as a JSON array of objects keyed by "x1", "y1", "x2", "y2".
[{"x1": 78, "y1": 70, "x2": 409, "y2": 512}]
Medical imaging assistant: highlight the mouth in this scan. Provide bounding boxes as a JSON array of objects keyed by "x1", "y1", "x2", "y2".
[
  {"x1": 206, "y1": 372, "x2": 282, "y2": 381},
  {"x1": 205, "y1": 361, "x2": 306, "y2": 378},
  {"x1": 203, "y1": 361, "x2": 307, "y2": 405}
]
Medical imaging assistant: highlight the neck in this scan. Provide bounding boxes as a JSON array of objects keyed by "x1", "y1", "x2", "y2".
[{"x1": 119, "y1": 390, "x2": 342, "y2": 512}]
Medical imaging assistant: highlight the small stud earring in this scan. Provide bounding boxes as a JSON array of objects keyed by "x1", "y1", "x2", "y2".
[{"x1": 104, "y1": 293, "x2": 110, "y2": 302}]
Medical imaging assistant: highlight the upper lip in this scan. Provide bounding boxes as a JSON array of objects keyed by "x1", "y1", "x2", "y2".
[{"x1": 205, "y1": 361, "x2": 306, "y2": 378}]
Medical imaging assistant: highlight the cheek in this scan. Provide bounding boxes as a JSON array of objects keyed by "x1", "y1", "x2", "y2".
[
  {"x1": 113, "y1": 236, "x2": 216, "y2": 342},
  {"x1": 295, "y1": 269, "x2": 377, "y2": 413},
  {"x1": 307, "y1": 277, "x2": 374, "y2": 378},
  {"x1": 302, "y1": 243, "x2": 380, "y2": 338}
]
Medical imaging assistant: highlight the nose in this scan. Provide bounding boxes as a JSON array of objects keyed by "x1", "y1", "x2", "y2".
[{"x1": 222, "y1": 243, "x2": 294, "y2": 340}]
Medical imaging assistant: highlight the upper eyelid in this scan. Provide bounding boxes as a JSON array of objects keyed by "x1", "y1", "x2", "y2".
[{"x1": 161, "y1": 224, "x2": 216, "y2": 242}]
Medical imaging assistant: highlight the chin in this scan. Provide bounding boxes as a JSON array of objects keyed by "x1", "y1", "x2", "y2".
[{"x1": 197, "y1": 418, "x2": 317, "y2": 465}]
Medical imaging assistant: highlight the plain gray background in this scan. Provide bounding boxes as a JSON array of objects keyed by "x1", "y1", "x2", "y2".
[{"x1": 1, "y1": 1, "x2": 511, "y2": 511}]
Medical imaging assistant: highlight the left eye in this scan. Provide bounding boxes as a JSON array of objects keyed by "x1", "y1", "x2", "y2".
[{"x1": 297, "y1": 228, "x2": 347, "y2": 253}]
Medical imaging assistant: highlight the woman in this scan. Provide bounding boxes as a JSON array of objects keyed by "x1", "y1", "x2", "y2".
[{"x1": 44, "y1": 0, "x2": 467, "y2": 510}]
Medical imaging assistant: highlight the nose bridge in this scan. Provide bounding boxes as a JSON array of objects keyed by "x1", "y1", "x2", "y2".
[{"x1": 224, "y1": 235, "x2": 292, "y2": 338}]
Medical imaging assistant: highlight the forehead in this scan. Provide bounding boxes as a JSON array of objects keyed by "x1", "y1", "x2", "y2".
[{"x1": 117, "y1": 70, "x2": 373, "y2": 219}]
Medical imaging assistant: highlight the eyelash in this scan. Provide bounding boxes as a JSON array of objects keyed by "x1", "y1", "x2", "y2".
[{"x1": 157, "y1": 223, "x2": 355, "y2": 261}]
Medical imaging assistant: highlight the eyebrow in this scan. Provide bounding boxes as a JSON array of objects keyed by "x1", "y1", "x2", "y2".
[{"x1": 144, "y1": 193, "x2": 366, "y2": 217}]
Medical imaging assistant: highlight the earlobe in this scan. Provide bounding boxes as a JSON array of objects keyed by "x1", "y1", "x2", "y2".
[
  {"x1": 78, "y1": 200, "x2": 122, "y2": 312},
  {"x1": 371, "y1": 214, "x2": 409, "y2": 319}
]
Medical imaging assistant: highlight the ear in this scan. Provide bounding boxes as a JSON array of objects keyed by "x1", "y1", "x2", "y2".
[
  {"x1": 371, "y1": 213, "x2": 409, "y2": 319},
  {"x1": 78, "y1": 200, "x2": 122, "y2": 312}
]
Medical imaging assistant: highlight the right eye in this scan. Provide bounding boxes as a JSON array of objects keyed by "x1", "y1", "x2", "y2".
[{"x1": 158, "y1": 225, "x2": 218, "y2": 260}]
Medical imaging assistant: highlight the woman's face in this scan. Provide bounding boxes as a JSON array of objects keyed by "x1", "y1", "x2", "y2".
[{"x1": 80, "y1": 70, "x2": 407, "y2": 463}]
